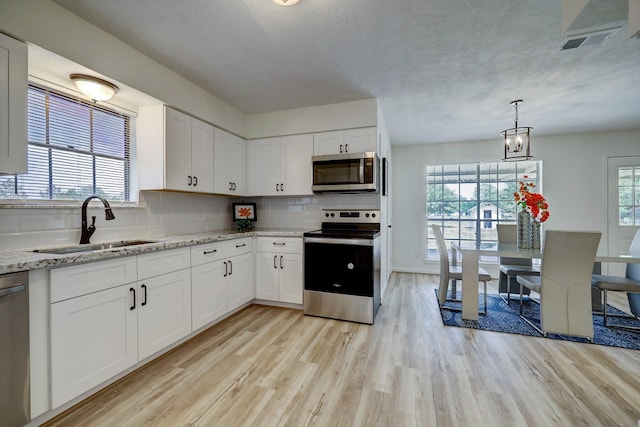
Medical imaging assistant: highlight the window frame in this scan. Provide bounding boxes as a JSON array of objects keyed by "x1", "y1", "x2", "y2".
[
  {"x1": 0, "y1": 83, "x2": 137, "y2": 206},
  {"x1": 425, "y1": 161, "x2": 542, "y2": 263}
]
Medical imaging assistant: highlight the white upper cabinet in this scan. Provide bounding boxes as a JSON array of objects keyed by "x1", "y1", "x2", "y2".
[
  {"x1": 213, "y1": 127, "x2": 246, "y2": 195},
  {"x1": 138, "y1": 106, "x2": 214, "y2": 193},
  {"x1": 0, "y1": 33, "x2": 27, "y2": 174},
  {"x1": 247, "y1": 134, "x2": 313, "y2": 196},
  {"x1": 313, "y1": 127, "x2": 377, "y2": 155}
]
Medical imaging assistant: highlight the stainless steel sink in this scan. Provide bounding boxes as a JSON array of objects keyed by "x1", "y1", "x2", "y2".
[{"x1": 32, "y1": 240, "x2": 158, "y2": 255}]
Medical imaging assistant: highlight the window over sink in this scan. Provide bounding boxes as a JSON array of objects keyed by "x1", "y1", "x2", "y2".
[{"x1": 0, "y1": 83, "x2": 136, "y2": 203}]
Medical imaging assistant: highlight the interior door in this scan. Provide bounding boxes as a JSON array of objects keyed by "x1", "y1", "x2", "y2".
[{"x1": 607, "y1": 156, "x2": 640, "y2": 275}]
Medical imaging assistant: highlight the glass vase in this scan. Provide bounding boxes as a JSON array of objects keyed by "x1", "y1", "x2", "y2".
[
  {"x1": 517, "y1": 209, "x2": 531, "y2": 249},
  {"x1": 531, "y1": 220, "x2": 541, "y2": 249}
]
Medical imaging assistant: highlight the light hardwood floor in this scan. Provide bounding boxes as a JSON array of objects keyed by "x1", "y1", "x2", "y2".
[{"x1": 45, "y1": 273, "x2": 640, "y2": 427}]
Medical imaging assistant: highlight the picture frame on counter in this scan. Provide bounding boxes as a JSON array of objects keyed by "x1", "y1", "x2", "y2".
[{"x1": 232, "y1": 202, "x2": 257, "y2": 222}]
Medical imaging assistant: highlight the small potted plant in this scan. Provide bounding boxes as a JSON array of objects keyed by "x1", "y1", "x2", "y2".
[{"x1": 233, "y1": 203, "x2": 256, "y2": 232}]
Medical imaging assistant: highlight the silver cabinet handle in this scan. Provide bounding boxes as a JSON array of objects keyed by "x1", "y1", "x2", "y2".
[{"x1": 0, "y1": 284, "x2": 25, "y2": 298}]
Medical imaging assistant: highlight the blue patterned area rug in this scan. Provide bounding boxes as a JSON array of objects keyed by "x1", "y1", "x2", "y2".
[{"x1": 437, "y1": 291, "x2": 640, "y2": 350}]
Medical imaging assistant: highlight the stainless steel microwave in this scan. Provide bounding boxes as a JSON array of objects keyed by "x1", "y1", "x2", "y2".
[{"x1": 312, "y1": 152, "x2": 379, "y2": 193}]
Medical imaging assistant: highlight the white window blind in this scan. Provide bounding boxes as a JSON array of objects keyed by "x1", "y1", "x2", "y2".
[{"x1": 0, "y1": 83, "x2": 135, "y2": 202}]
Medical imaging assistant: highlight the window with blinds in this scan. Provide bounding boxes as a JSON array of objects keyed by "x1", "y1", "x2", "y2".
[{"x1": 0, "y1": 83, "x2": 135, "y2": 202}]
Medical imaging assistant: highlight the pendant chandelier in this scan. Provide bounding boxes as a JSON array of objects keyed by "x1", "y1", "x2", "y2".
[{"x1": 501, "y1": 100, "x2": 533, "y2": 162}]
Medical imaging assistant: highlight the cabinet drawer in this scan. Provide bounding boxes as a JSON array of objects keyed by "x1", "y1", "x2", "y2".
[
  {"x1": 226, "y1": 237, "x2": 253, "y2": 258},
  {"x1": 50, "y1": 257, "x2": 138, "y2": 303},
  {"x1": 257, "y1": 237, "x2": 302, "y2": 254},
  {"x1": 191, "y1": 241, "x2": 225, "y2": 266},
  {"x1": 138, "y1": 247, "x2": 190, "y2": 279},
  {"x1": 191, "y1": 238, "x2": 253, "y2": 266}
]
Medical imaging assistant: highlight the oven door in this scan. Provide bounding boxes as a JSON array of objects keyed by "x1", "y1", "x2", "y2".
[{"x1": 304, "y1": 237, "x2": 374, "y2": 297}]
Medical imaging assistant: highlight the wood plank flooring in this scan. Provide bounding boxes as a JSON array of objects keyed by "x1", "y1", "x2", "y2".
[{"x1": 45, "y1": 273, "x2": 640, "y2": 427}]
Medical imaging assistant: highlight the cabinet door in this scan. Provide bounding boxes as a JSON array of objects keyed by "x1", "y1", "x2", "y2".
[
  {"x1": 227, "y1": 253, "x2": 254, "y2": 310},
  {"x1": 313, "y1": 130, "x2": 344, "y2": 155},
  {"x1": 50, "y1": 284, "x2": 137, "y2": 408},
  {"x1": 248, "y1": 138, "x2": 281, "y2": 196},
  {"x1": 231, "y1": 135, "x2": 246, "y2": 194},
  {"x1": 191, "y1": 260, "x2": 227, "y2": 330},
  {"x1": 279, "y1": 253, "x2": 303, "y2": 304},
  {"x1": 165, "y1": 108, "x2": 192, "y2": 191},
  {"x1": 0, "y1": 33, "x2": 27, "y2": 174},
  {"x1": 255, "y1": 252, "x2": 281, "y2": 300},
  {"x1": 191, "y1": 117, "x2": 215, "y2": 193},
  {"x1": 281, "y1": 134, "x2": 313, "y2": 196},
  {"x1": 213, "y1": 128, "x2": 246, "y2": 195},
  {"x1": 344, "y1": 127, "x2": 377, "y2": 153},
  {"x1": 137, "y1": 269, "x2": 191, "y2": 360}
]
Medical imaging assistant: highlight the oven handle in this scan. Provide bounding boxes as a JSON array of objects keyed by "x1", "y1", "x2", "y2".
[
  {"x1": 359, "y1": 158, "x2": 365, "y2": 184},
  {"x1": 304, "y1": 237, "x2": 373, "y2": 246}
]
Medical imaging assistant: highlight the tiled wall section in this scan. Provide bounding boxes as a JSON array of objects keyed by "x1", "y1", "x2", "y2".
[
  {"x1": 0, "y1": 191, "x2": 232, "y2": 251},
  {"x1": 0, "y1": 191, "x2": 379, "y2": 251},
  {"x1": 254, "y1": 193, "x2": 379, "y2": 230}
]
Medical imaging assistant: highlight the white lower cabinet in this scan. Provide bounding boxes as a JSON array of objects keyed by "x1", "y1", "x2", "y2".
[
  {"x1": 191, "y1": 260, "x2": 228, "y2": 330},
  {"x1": 191, "y1": 238, "x2": 254, "y2": 330},
  {"x1": 50, "y1": 283, "x2": 138, "y2": 408},
  {"x1": 227, "y1": 252, "x2": 254, "y2": 309},
  {"x1": 137, "y1": 269, "x2": 191, "y2": 360},
  {"x1": 255, "y1": 237, "x2": 303, "y2": 304},
  {"x1": 50, "y1": 248, "x2": 191, "y2": 408}
]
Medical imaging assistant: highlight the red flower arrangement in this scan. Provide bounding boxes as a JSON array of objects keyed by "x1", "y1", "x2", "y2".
[{"x1": 514, "y1": 176, "x2": 550, "y2": 223}]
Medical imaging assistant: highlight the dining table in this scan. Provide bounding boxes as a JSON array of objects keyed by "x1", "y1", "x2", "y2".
[{"x1": 450, "y1": 241, "x2": 640, "y2": 320}]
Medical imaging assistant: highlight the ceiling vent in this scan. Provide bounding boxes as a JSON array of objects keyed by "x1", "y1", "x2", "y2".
[{"x1": 561, "y1": 27, "x2": 621, "y2": 50}]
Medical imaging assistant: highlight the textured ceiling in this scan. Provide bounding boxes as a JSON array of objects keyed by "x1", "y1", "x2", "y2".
[{"x1": 51, "y1": 0, "x2": 640, "y2": 145}]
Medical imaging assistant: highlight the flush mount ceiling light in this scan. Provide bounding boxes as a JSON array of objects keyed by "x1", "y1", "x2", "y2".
[
  {"x1": 501, "y1": 99, "x2": 533, "y2": 162},
  {"x1": 69, "y1": 74, "x2": 119, "y2": 102},
  {"x1": 273, "y1": 0, "x2": 300, "y2": 6}
]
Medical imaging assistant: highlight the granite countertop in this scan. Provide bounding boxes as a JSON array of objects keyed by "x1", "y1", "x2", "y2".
[{"x1": 0, "y1": 229, "x2": 308, "y2": 274}]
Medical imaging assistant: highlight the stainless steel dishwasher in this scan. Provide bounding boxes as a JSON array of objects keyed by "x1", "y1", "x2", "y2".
[{"x1": 0, "y1": 271, "x2": 30, "y2": 426}]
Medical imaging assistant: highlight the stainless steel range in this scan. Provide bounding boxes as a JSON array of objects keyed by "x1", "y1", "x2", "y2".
[{"x1": 303, "y1": 209, "x2": 381, "y2": 324}]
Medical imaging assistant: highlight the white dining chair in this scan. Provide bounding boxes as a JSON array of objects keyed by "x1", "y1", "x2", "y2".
[
  {"x1": 432, "y1": 224, "x2": 492, "y2": 314},
  {"x1": 591, "y1": 228, "x2": 640, "y2": 331},
  {"x1": 497, "y1": 224, "x2": 539, "y2": 305},
  {"x1": 517, "y1": 230, "x2": 601, "y2": 341}
]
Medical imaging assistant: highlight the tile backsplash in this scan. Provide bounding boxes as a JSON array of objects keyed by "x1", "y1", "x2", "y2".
[{"x1": 0, "y1": 191, "x2": 379, "y2": 251}]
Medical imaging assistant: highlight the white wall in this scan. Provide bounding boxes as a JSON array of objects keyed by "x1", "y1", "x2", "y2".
[
  {"x1": 391, "y1": 129, "x2": 640, "y2": 273},
  {"x1": 246, "y1": 99, "x2": 377, "y2": 138},
  {"x1": 0, "y1": 0, "x2": 246, "y2": 136}
]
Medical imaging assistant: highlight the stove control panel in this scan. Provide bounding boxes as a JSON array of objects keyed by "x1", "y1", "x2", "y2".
[{"x1": 321, "y1": 209, "x2": 380, "y2": 224}]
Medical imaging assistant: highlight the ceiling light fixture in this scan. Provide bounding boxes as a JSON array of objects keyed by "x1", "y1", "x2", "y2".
[
  {"x1": 501, "y1": 99, "x2": 533, "y2": 162},
  {"x1": 69, "y1": 74, "x2": 119, "y2": 102},
  {"x1": 273, "y1": 0, "x2": 300, "y2": 6}
]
